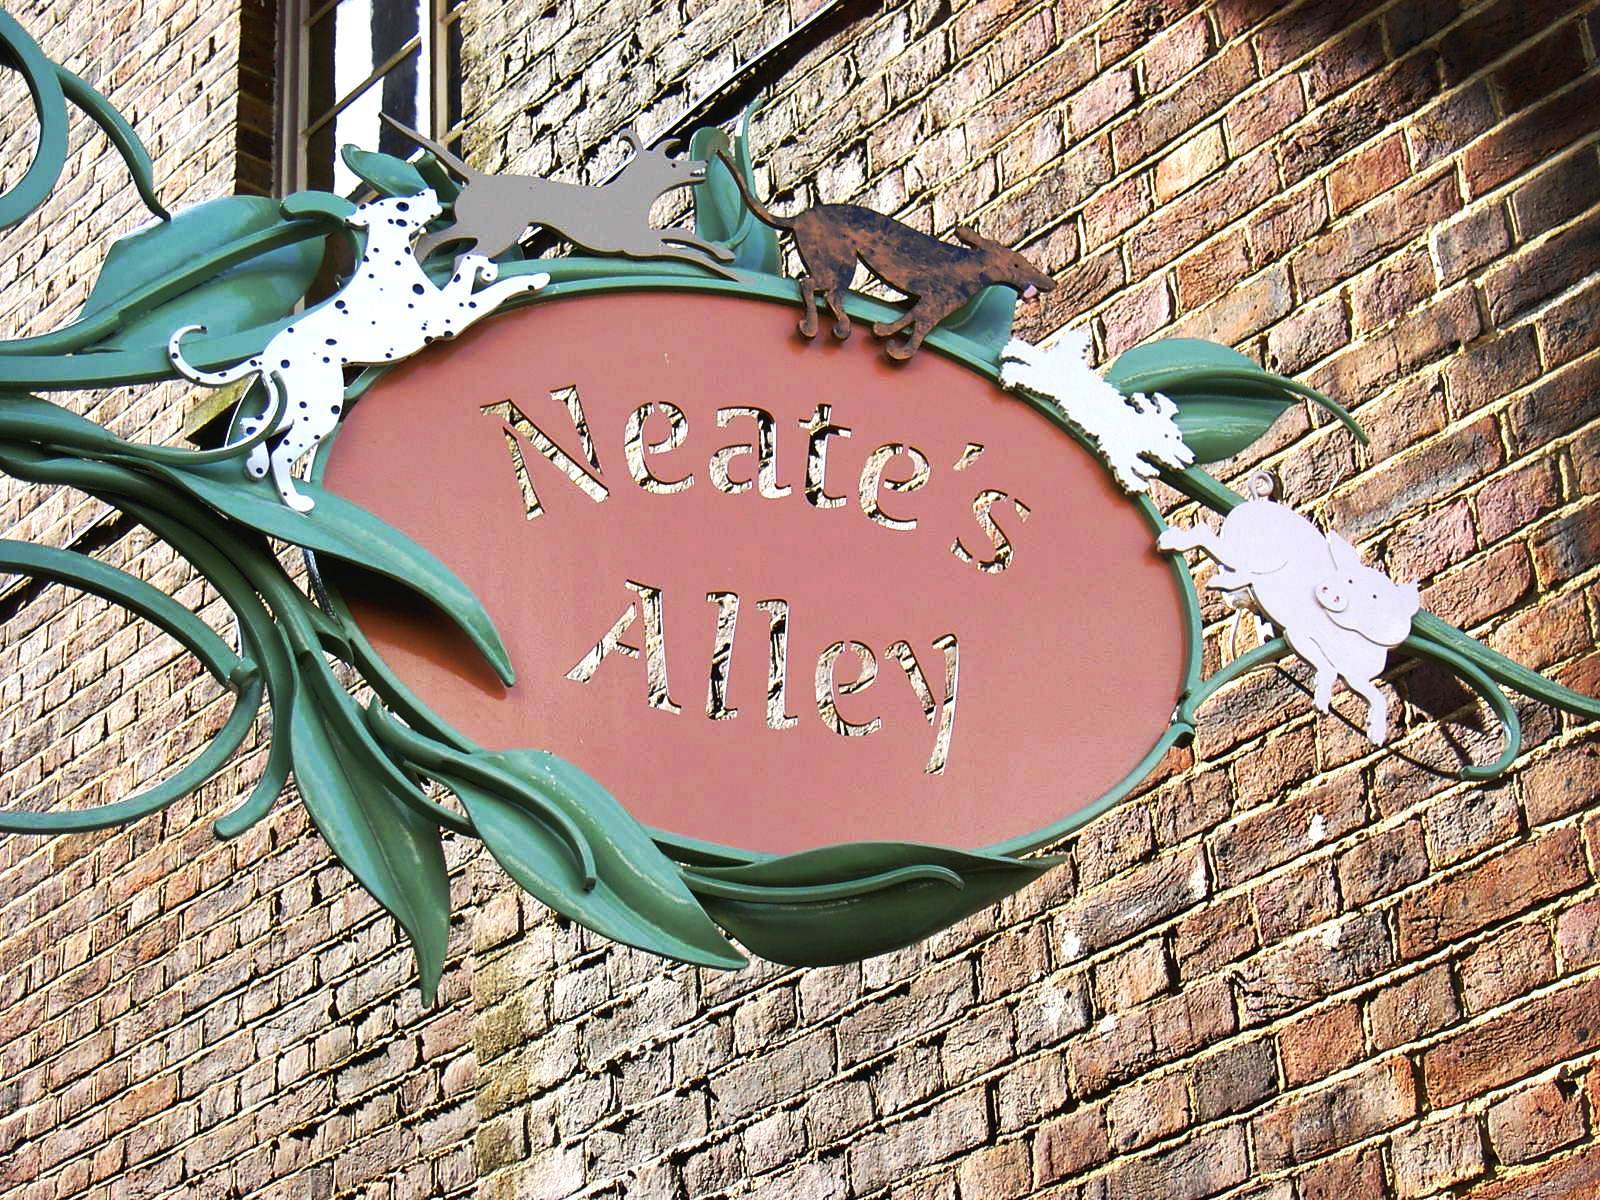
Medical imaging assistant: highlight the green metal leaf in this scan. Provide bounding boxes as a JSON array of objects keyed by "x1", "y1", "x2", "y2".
[
  {"x1": 289, "y1": 697, "x2": 452, "y2": 1004},
  {"x1": 685, "y1": 843, "x2": 1058, "y2": 966},
  {"x1": 79, "y1": 195, "x2": 327, "y2": 352},
  {"x1": 689, "y1": 107, "x2": 781, "y2": 275},
  {"x1": 340, "y1": 144, "x2": 460, "y2": 204},
  {"x1": 1107, "y1": 337, "x2": 1365, "y2": 462},
  {"x1": 341, "y1": 145, "x2": 427, "y2": 197},
  {"x1": 134, "y1": 459, "x2": 514, "y2": 685},
  {"x1": 365, "y1": 708, "x2": 744, "y2": 969}
]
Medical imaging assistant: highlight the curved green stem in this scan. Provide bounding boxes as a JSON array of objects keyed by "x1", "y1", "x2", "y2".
[
  {"x1": 0, "y1": 11, "x2": 69, "y2": 230},
  {"x1": 0, "y1": 539, "x2": 262, "y2": 833},
  {"x1": 1402, "y1": 630, "x2": 1523, "y2": 780},
  {"x1": 1175, "y1": 637, "x2": 1294, "y2": 728}
]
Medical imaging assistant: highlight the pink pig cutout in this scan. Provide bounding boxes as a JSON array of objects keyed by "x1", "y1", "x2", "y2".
[{"x1": 1157, "y1": 477, "x2": 1420, "y2": 744}]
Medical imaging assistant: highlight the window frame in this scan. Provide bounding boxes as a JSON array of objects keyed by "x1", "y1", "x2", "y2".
[{"x1": 274, "y1": 0, "x2": 464, "y2": 197}]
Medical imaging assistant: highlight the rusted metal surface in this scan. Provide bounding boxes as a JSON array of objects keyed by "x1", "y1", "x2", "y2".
[{"x1": 719, "y1": 151, "x2": 1056, "y2": 359}]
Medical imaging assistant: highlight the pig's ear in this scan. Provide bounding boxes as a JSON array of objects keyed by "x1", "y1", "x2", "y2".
[
  {"x1": 1325, "y1": 530, "x2": 1362, "y2": 573},
  {"x1": 1402, "y1": 581, "x2": 1420, "y2": 610}
]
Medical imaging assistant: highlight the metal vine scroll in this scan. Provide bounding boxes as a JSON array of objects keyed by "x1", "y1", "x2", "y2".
[{"x1": 2, "y1": 9, "x2": 1597, "y2": 1002}]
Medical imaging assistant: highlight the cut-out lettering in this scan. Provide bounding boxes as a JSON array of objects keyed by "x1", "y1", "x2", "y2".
[
  {"x1": 624, "y1": 402, "x2": 694, "y2": 494},
  {"x1": 483, "y1": 390, "x2": 608, "y2": 519},
  {"x1": 858, "y1": 442, "x2": 931, "y2": 531}
]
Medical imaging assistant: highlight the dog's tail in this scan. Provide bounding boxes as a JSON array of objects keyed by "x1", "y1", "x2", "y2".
[
  {"x1": 714, "y1": 151, "x2": 794, "y2": 232},
  {"x1": 167, "y1": 325, "x2": 261, "y2": 387},
  {"x1": 380, "y1": 113, "x2": 478, "y2": 182}
]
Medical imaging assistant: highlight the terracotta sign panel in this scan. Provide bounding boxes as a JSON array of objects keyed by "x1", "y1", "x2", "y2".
[{"x1": 321, "y1": 291, "x2": 1189, "y2": 854}]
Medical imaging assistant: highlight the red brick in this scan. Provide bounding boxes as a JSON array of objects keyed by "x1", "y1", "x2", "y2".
[
  {"x1": 1278, "y1": 1002, "x2": 1364, "y2": 1086},
  {"x1": 1386, "y1": 501, "x2": 1477, "y2": 582},
  {"x1": 1253, "y1": 1056, "x2": 1416, "y2": 1169},
  {"x1": 1488, "y1": 1078, "x2": 1586, "y2": 1164},
  {"x1": 1393, "y1": 1114, "x2": 1487, "y2": 1197},
  {"x1": 1330, "y1": 133, "x2": 1411, "y2": 216},
  {"x1": 1464, "y1": 72, "x2": 1600, "y2": 197},
  {"x1": 1112, "y1": 42, "x2": 1256, "y2": 168},
  {"x1": 1338, "y1": 820, "x2": 1429, "y2": 907},
  {"x1": 1464, "y1": 1143, "x2": 1600, "y2": 1199},
  {"x1": 1154, "y1": 125, "x2": 1227, "y2": 202},
  {"x1": 1439, "y1": 0, "x2": 1586, "y2": 84},
  {"x1": 1460, "y1": 924, "x2": 1556, "y2": 1014},
  {"x1": 1172, "y1": 894, "x2": 1257, "y2": 981},
  {"x1": 1530, "y1": 502, "x2": 1600, "y2": 588},
  {"x1": 1434, "y1": 203, "x2": 1513, "y2": 286},
  {"x1": 1293, "y1": 170, "x2": 1460, "y2": 299},
  {"x1": 1225, "y1": 74, "x2": 1304, "y2": 156},
  {"x1": 1484, "y1": 212, "x2": 1600, "y2": 326},
  {"x1": 1327, "y1": 415, "x2": 1503, "y2": 538},
  {"x1": 1236, "y1": 913, "x2": 1395, "y2": 1024},
  {"x1": 1369, "y1": 963, "x2": 1460, "y2": 1050},
  {"x1": 1106, "y1": 1072, "x2": 1187, "y2": 1152},
  {"x1": 1212, "y1": 769, "x2": 1366, "y2": 888},
  {"x1": 1401, "y1": 826, "x2": 1587, "y2": 956},
  {"x1": 1424, "y1": 975, "x2": 1600, "y2": 1106},
  {"x1": 1509, "y1": 355, "x2": 1600, "y2": 454},
  {"x1": 1252, "y1": 859, "x2": 1338, "y2": 945},
  {"x1": 1296, "y1": 1144, "x2": 1387, "y2": 1200},
  {"x1": 1539, "y1": 277, "x2": 1600, "y2": 368},
  {"x1": 1522, "y1": 736, "x2": 1600, "y2": 826},
  {"x1": 1139, "y1": 10, "x2": 1212, "y2": 93},
  {"x1": 1102, "y1": 1121, "x2": 1249, "y2": 1200},
  {"x1": 1033, "y1": 1105, "x2": 1108, "y2": 1184},
  {"x1": 1056, "y1": 844, "x2": 1206, "y2": 962},
  {"x1": 1279, "y1": 51, "x2": 1441, "y2": 185},
  {"x1": 1556, "y1": 897, "x2": 1600, "y2": 970},
  {"x1": 1094, "y1": 937, "x2": 1170, "y2": 1012},
  {"x1": 1192, "y1": 1037, "x2": 1277, "y2": 1121},
  {"x1": 1512, "y1": 147, "x2": 1600, "y2": 241}
]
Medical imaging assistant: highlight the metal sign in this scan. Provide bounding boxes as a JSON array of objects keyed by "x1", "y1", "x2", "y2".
[{"x1": 2, "y1": 8, "x2": 1595, "y2": 1000}]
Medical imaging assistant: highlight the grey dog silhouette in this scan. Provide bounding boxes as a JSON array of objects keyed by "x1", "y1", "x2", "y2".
[{"x1": 380, "y1": 115, "x2": 736, "y2": 277}]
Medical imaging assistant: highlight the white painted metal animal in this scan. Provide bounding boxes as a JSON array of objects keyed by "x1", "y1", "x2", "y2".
[
  {"x1": 1157, "y1": 480, "x2": 1420, "y2": 743},
  {"x1": 998, "y1": 331, "x2": 1194, "y2": 493},
  {"x1": 168, "y1": 190, "x2": 550, "y2": 512}
]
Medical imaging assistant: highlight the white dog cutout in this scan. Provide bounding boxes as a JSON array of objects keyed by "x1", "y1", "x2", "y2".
[
  {"x1": 1158, "y1": 483, "x2": 1420, "y2": 744},
  {"x1": 169, "y1": 190, "x2": 550, "y2": 512},
  {"x1": 999, "y1": 331, "x2": 1194, "y2": 493}
]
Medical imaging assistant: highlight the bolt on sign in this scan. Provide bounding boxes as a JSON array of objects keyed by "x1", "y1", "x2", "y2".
[{"x1": 2, "y1": 7, "x2": 1597, "y2": 1002}]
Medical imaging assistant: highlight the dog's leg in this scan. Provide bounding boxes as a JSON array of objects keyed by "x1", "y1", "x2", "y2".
[
  {"x1": 658, "y1": 230, "x2": 736, "y2": 261},
  {"x1": 823, "y1": 290, "x2": 851, "y2": 341},
  {"x1": 885, "y1": 318, "x2": 935, "y2": 361},
  {"x1": 872, "y1": 311, "x2": 916, "y2": 339},
  {"x1": 796, "y1": 275, "x2": 820, "y2": 339}
]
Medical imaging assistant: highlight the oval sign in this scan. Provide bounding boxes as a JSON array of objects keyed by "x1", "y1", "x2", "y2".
[{"x1": 320, "y1": 290, "x2": 1192, "y2": 855}]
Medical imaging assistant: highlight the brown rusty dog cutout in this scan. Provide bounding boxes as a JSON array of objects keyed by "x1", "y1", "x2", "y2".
[
  {"x1": 718, "y1": 151, "x2": 1055, "y2": 360},
  {"x1": 383, "y1": 115, "x2": 737, "y2": 278}
]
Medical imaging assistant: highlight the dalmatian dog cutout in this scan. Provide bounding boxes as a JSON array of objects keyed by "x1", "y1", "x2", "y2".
[{"x1": 169, "y1": 190, "x2": 550, "y2": 512}]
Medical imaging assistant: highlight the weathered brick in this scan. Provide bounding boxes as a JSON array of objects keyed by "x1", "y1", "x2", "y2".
[
  {"x1": 1401, "y1": 826, "x2": 1586, "y2": 956},
  {"x1": 1488, "y1": 1077, "x2": 1586, "y2": 1164},
  {"x1": 1033, "y1": 1105, "x2": 1108, "y2": 1184},
  {"x1": 1278, "y1": 1002, "x2": 1364, "y2": 1087},
  {"x1": 1425, "y1": 974, "x2": 1600, "y2": 1105},
  {"x1": 1236, "y1": 912, "x2": 1395, "y2": 1024},
  {"x1": 1254, "y1": 1057, "x2": 1417, "y2": 1170},
  {"x1": 1459, "y1": 923, "x2": 1556, "y2": 1014},
  {"x1": 1392, "y1": 1113, "x2": 1486, "y2": 1197},
  {"x1": 1106, "y1": 1071, "x2": 1187, "y2": 1152}
]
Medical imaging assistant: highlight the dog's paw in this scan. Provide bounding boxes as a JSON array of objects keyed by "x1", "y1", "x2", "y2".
[{"x1": 1154, "y1": 528, "x2": 1186, "y2": 553}]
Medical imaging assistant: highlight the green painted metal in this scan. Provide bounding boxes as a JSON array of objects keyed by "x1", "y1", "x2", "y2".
[
  {"x1": 3, "y1": 11, "x2": 1597, "y2": 990},
  {"x1": 1107, "y1": 337, "x2": 1367, "y2": 461}
]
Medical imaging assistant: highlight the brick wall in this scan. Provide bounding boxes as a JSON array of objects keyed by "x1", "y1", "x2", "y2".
[
  {"x1": 5, "y1": 1, "x2": 1600, "y2": 1199},
  {"x1": 463, "y1": 1, "x2": 1600, "y2": 1198},
  {"x1": 0, "y1": 4, "x2": 479, "y2": 1198}
]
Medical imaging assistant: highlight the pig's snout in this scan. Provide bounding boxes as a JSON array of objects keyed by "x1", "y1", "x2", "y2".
[
  {"x1": 1022, "y1": 284, "x2": 1039, "y2": 300},
  {"x1": 1315, "y1": 581, "x2": 1349, "y2": 613}
]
